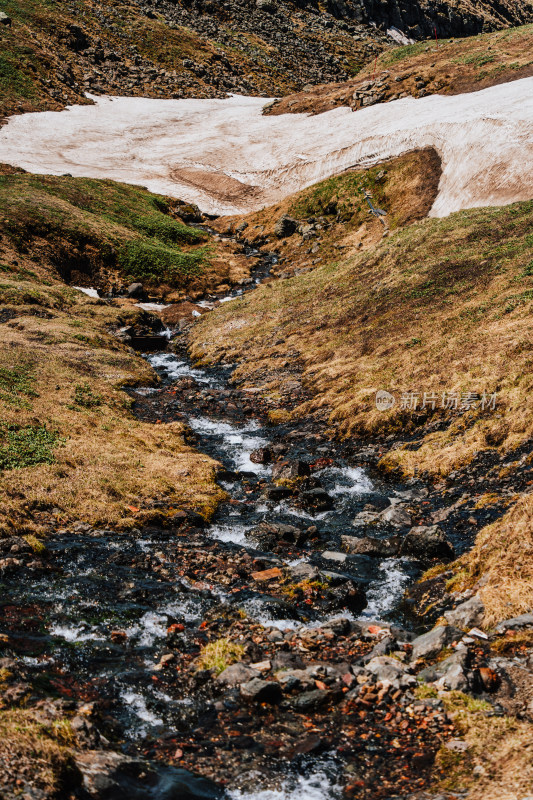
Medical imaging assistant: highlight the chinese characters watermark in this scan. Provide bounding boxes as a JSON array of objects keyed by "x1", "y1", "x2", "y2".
[{"x1": 376, "y1": 390, "x2": 497, "y2": 412}]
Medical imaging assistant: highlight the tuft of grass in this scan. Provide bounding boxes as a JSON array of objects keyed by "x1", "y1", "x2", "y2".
[
  {"x1": 70, "y1": 383, "x2": 103, "y2": 410},
  {"x1": 196, "y1": 637, "x2": 245, "y2": 675},
  {"x1": 23, "y1": 533, "x2": 47, "y2": 555},
  {"x1": 0, "y1": 709, "x2": 76, "y2": 797}
]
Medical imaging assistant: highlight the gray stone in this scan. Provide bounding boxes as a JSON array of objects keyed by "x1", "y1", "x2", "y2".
[
  {"x1": 240, "y1": 678, "x2": 282, "y2": 703},
  {"x1": 341, "y1": 534, "x2": 400, "y2": 557},
  {"x1": 411, "y1": 625, "x2": 461, "y2": 661},
  {"x1": 321, "y1": 551, "x2": 347, "y2": 563},
  {"x1": 274, "y1": 215, "x2": 298, "y2": 238},
  {"x1": 365, "y1": 656, "x2": 406, "y2": 682},
  {"x1": 216, "y1": 662, "x2": 259, "y2": 686},
  {"x1": 494, "y1": 613, "x2": 533, "y2": 634},
  {"x1": 126, "y1": 282, "x2": 146, "y2": 299},
  {"x1": 292, "y1": 689, "x2": 329, "y2": 711},
  {"x1": 352, "y1": 510, "x2": 379, "y2": 527},
  {"x1": 379, "y1": 505, "x2": 412, "y2": 528},
  {"x1": 445, "y1": 596, "x2": 485, "y2": 629},
  {"x1": 0, "y1": 12, "x2": 11, "y2": 25},
  {"x1": 400, "y1": 525, "x2": 455, "y2": 560},
  {"x1": 289, "y1": 562, "x2": 318, "y2": 581}
]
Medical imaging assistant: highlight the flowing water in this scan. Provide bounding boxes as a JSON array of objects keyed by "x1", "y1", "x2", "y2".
[{"x1": 3, "y1": 248, "x2": 424, "y2": 800}]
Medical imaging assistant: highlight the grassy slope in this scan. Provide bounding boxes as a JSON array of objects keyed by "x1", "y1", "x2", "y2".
[
  {"x1": 0, "y1": 171, "x2": 252, "y2": 296},
  {"x1": 0, "y1": 279, "x2": 224, "y2": 536},
  {"x1": 192, "y1": 198, "x2": 533, "y2": 473},
  {"x1": 0, "y1": 174, "x2": 232, "y2": 537},
  {"x1": 268, "y1": 23, "x2": 533, "y2": 116},
  {"x1": 191, "y1": 186, "x2": 533, "y2": 625}
]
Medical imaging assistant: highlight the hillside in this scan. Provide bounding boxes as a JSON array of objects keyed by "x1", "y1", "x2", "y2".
[
  {"x1": 1, "y1": 0, "x2": 532, "y2": 120},
  {"x1": 1, "y1": 10, "x2": 533, "y2": 800},
  {"x1": 190, "y1": 175, "x2": 533, "y2": 626},
  {"x1": 268, "y1": 22, "x2": 533, "y2": 115}
]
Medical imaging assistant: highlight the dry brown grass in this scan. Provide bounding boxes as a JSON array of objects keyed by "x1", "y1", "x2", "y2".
[
  {"x1": 0, "y1": 709, "x2": 76, "y2": 797},
  {"x1": 434, "y1": 692, "x2": 533, "y2": 799},
  {"x1": 451, "y1": 493, "x2": 533, "y2": 626},
  {"x1": 0, "y1": 279, "x2": 224, "y2": 535},
  {"x1": 192, "y1": 198, "x2": 533, "y2": 480}
]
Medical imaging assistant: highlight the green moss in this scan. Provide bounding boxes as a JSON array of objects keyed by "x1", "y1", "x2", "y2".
[{"x1": 118, "y1": 240, "x2": 209, "y2": 286}]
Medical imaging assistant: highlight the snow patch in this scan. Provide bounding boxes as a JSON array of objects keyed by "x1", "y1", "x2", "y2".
[{"x1": 1, "y1": 82, "x2": 532, "y2": 216}]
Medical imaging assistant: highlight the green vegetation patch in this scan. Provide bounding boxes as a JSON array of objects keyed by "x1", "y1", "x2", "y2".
[
  {"x1": 118, "y1": 240, "x2": 209, "y2": 285},
  {"x1": 0, "y1": 423, "x2": 64, "y2": 471},
  {"x1": 0, "y1": 363, "x2": 37, "y2": 407},
  {"x1": 0, "y1": 175, "x2": 211, "y2": 288}
]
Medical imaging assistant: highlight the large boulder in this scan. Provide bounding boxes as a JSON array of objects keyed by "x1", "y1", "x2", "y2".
[
  {"x1": 75, "y1": 751, "x2": 223, "y2": 799},
  {"x1": 411, "y1": 625, "x2": 461, "y2": 661},
  {"x1": 341, "y1": 534, "x2": 400, "y2": 557},
  {"x1": 400, "y1": 525, "x2": 455, "y2": 560},
  {"x1": 216, "y1": 662, "x2": 259, "y2": 686},
  {"x1": 274, "y1": 215, "x2": 298, "y2": 238},
  {"x1": 445, "y1": 595, "x2": 484, "y2": 629}
]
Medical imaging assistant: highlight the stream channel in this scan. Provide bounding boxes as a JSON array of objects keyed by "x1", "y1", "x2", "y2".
[{"x1": 3, "y1": 243, "x2": 460, "y2": 800}]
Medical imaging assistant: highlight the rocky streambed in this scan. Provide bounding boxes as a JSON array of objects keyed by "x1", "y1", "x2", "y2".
[{"x1": 1, "y1": 250, "x2": 531, "y2": 800}]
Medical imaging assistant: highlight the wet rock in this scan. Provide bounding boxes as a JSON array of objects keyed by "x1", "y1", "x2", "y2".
[
  {"x1": 325, "y1": 578, "x2": 367, "y2": 614},
  {"x1": 240, "y1": 677, "x2": 282, "y2": 703},
  {"x1": 445, "y1": 595, "x2": 485, "y2": 629},
  {"x1": 126, "y1": 282, "x2": 147, "y2": 300},
  {"x1": 247, "y1": 521, "x2": 307, "y2": 549},
  {"x1": 400, "y1": 525, "x2": 455, "y2": 560},
  {"x1": 75, "y1": 750, "x2": 223, "y2": 799},
  {"x1": 379, "y1": 504, "x2": 412, "y2": 527},
  {"x1": 352, "y1": 510, "x2": 380, "y2": 527},
  {"x1": 274, "y1": 215, "x2": 298, "y2": 238},
  {"x1": 263, "y1": 486, "x2": 293, "y2": 501},
  {"x1": 250, "y1": 446, "x2": 272, "y2": 464},
  {"x1": 216, "y1": 662, "x2": 260, "y2": 686},
  {"x1": 411, "y1": 625, "x2": 462, "y2": 661},
  {"x1": 271, "y1": 459, "x2": 310, "y2": 480},
  {"x1": 341, "y1": 534, "x2": 400, "y2": 556},
  {"x1": 292, "y1": 688, "x2": 329, "y2": 711},
  {"x1": 300, "y1": 487, "x2": 334, "y2": 512}
]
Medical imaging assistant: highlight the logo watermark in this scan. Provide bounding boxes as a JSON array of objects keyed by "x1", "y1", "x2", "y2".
[{"x1": 376, "y1": 390, "x2": 497, "y2": 412}]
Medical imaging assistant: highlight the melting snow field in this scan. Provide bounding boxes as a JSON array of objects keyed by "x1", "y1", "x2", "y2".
[{"x1": 0, "y1": 81, "x2": 532, "y2": 216}]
